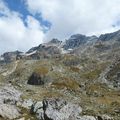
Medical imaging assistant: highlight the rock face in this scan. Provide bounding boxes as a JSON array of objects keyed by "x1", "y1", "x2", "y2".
[
  {"x1": 21, "y1": 99, "x2": 33, "y2": 109},
  {"x1": 63, "y1": 34, "x2": 98, "y2": 50},
  {"x1": 1, "y1": 50, "x2": 23, "y2": 62},
  {"x1": 43, "y1": 98, "x2": 82, "y2": 120},
  {"x1": 0, "y1": 86, "x2": 21, "y2": 119},
  {"x1": 0, "y1": 104, "x2": 20, "y2": 120},
  {"x1": 26, "y1": 43, "x2": 61, "y2": 60},
  {"x1": 99, "y1": 30, "x2": 120, "y2": 41},
  {"x1": 104, "y1": 60, "x2": 120, "y2": 88},
  {"x1": 31, "y1": 98, "x2": 82, "y2": 120},
  {"x1": 48, "y1": 38, "x2": 62, "y2": 45}
]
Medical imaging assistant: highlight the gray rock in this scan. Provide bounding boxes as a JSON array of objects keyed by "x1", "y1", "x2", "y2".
[
  {"x1": 1, "y1": 50, "x2": 23, "y2": 62},
  {"x1": 31, "y1": 101, "x2": 44, "y2": 120},
  {"x1": 0, "y1": 104, "x2": 20, "y2": 119},
  {"x1": 0, "y1": 86, "x2": 21, "y2": 104},
  {"x1": 63, "y1": 34, "x2": 98, "y2": 50},
  {"x1": 48, "y1": 38, "x2": 62, "y2": 44},
  {"x1": 31, "y1": 98, "x2": 82, "y2": 120},
  {"x1": 0, "y1": 86, "x2": 21, "y2": 119},
  {"x1": 77, "y1": 115, "x2": 96, "y2": 120},
  {"x1": 21, "y1": 99, "x2": 34, "y2": 109},
  {"x1": 99, "y1": 30, "x2": 120, "y2": 41},
  {"x1": 32, "y1": 101, "x2": 43, "y2": 113}
]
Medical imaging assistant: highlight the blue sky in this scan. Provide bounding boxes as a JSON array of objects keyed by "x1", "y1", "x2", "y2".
[
  {"x1": 0, "y1": 0, "x2": 120, "y2": 54},
  {"x1": 4, "y1": 0, "x2": 51, "y2": 30}
]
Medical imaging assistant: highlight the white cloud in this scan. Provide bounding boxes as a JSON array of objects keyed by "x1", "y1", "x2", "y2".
[
  {"x1": 26, "y1": 0, "x2": 120, "y2": 40},
  {"x1": 0, "y1": 0, "x2": 45, "y2": 54},
  {"x1": 1, "y1": 0, "x2": 120, "y2": 54}
]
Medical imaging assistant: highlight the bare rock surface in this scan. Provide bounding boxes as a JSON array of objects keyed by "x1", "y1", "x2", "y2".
[
  {"x1": 31, "y1": 98, "x2": 83, "y2": 120},
  {"x1": 0, "y1": 86, "x2": 21, "y2": 119}
]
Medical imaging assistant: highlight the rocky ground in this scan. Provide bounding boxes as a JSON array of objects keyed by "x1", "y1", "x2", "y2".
[{"x1": 0, "y1": 30, "x2": 120, "y2": 120}]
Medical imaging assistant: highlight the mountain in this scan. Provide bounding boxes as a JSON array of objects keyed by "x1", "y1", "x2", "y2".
[
  {"x1": 0, "y1": 30, "x2": 120, "y2": 120},
  {"x1": 99, "y1": 30, "x2": 120, "y2": 41},
  {"x1": 1, "y1": 50, "x2": 23, "y2": 63},
  {"x1": 63, "y1": 34, "x2": 98, "y2": 50}
]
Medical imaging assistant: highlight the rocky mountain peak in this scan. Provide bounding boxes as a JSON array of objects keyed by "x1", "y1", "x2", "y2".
[
  {"x1": 99, "y1": 29, "x2": 120, "y2": 41},
  {"x1": 63, "y1": 34, "x2": 98, "y2": 50},
  {"x1": 1, "y1": 50, "x2": 23, "y2": 62},
  {"x1": 48, "y1": 38, "x2": 62, "y2": 44}
]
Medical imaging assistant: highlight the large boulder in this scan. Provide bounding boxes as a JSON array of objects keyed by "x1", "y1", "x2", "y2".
[
  {"x1": 0, "y1": 104, "x2": 20, "y2": 119},
  {"x1": 0, "y1": 86, "x2": 21, "y2": 104},
  {"x1": 31, "y1": 98, "x2": 82, "y2": 120},
  {"x1": 27, "y1": 67, "x2": 49, "y2": 85},
  {"x1": 0, "y1": 86, "x2": 21, "y2": 119},
  {"x1": 27, "y1": 72, "x2": 45, "y2": 85}
]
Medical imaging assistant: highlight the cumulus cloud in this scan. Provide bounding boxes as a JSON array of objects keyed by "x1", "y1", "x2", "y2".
[
  {"x1": 26, "y1": 0, "x2": 120, "y2": 40},
  {"x1": 0, "y1": 0, "x2": 45, "y2": 54}
]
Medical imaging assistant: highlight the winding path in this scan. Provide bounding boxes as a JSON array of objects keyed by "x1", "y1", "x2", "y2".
[{"x1": 2, "y1": 61, "x2": 18, "y2": 76}]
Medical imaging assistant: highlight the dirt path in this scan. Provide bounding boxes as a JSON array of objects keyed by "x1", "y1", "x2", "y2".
[{"x1": 2, "y1": 61, "x2": 18, "y2": 76}]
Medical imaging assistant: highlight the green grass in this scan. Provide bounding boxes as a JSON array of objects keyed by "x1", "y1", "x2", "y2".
[{"x1": 51, "y1": 77, "x2": 80, "y2": 92}]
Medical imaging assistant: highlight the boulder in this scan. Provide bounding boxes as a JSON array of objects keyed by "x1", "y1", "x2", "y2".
[
  {"x1": 0, "y1": 86, "x2": 21, "y2": 119},
  {"x1": 27, "y1": 72, "x2": 45, "y2": 85},
  {"x1": 30, "y1": 101, "x2": 44, "y2": 120},
  {"x1": 21, "y1": 99, "x2": 34, "y2": 109},
  {"x1": 31, "y1": 98, "x2": 82, "y2": 120},
  {"x1": 0, "y1": 86, "x2": 21, "y2": 104},
  {"x1": 27, "y1": 67, "x2": 49, "y2": 85},
  {"x1": 0, "y1": 104, "x2": 20, "y2": 119}
]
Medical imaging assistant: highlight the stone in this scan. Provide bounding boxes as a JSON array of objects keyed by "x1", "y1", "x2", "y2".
[
  {"x1": 31, "y1": 98, "x2": 82, "y2": 120},
  {"x1": 0, "y1": 104, "x2": 20, "y2": 119},
  {"x1": 27, "y1": 72, "x2": 45, "y2": 85},
  {"x1": 30, "y1": 101, "x2": 44, "y2": 120},
  {"x1": 21, "y1": 99, "x2": 34, "y2": 109},
  {"x1": 0, "y1": 86, "x2": 21, "y2": 104},
  {"x1": 0, "y1": 86, "x2": 21, "y2": 119},
  {"x1": 77, "y1": 115, "x2": 96, "y2": 120}
]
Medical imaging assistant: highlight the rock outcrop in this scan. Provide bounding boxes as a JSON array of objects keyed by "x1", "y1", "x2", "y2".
[
  {"x1": 0, "y1": 86, "x2": 21, "y2": 119},
  {"x1": 99, "y1": 30, "x2": 120, "y2": 41},
  {"x1": 31, "y1": 98, "x2": 83, "y2": 120},
  {"x1": 27, "y1": 66, "x2": 49, "y2": 85},
  {"x1": 63, "y1": 34, "x2": 98, "y2": 50},
  {"x1": 27, "y1": 72, "x2": 45, "y2": 85},
  {"x1": 1, "y1": 50, "x2": 23, "y2": 62}
]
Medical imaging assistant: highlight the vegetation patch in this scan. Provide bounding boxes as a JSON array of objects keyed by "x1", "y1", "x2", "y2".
[
  {"x1": 63, "y1": 55, "x2": 80, "y2": 66},
  {"x1": 81, "y1": 69, "x2": 101, "y2": 80},
  {"x1": 34, "y1": 66, "x2": 49, "y2": 76},
  {"x1": 51, "y1": 77, "x2": 80, "y2": 91}
]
